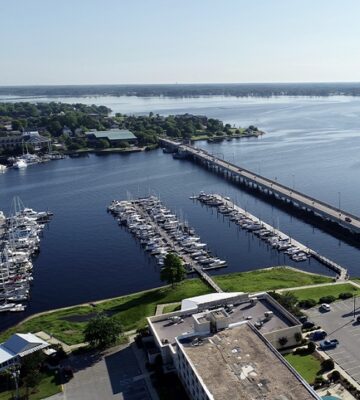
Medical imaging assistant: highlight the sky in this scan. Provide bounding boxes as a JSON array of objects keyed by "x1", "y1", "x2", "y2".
[{"x1": 1, "y1": 0, "x2": 360, "y2": 85}]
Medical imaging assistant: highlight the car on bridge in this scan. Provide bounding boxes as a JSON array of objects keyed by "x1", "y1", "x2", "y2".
[{"x1": 319, "y1": 339, "x2": 339, "y2": 350}]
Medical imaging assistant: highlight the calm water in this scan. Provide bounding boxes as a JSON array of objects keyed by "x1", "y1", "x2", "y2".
[{"x1": 1, "y1": 94, "x2": 360, "y2": 329}]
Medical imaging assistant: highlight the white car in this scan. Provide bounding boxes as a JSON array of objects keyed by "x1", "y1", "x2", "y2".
[{"x1": 320, "y1": 303, "x2": 331, "y2": 312}]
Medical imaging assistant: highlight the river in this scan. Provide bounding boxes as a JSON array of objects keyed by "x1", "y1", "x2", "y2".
[{"x1": 1, "y1": 94, "x2": 360, "y2": 329}]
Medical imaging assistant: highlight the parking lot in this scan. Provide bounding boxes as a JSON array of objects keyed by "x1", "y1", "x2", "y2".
[
  {"x1": 305, "y1": 298, "x2": 360, "y2": 384},
  {"x1": 61, "y1": 343, "x2": 152, "y2": 400}
]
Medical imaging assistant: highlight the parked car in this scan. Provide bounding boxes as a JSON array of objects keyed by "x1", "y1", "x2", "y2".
[
  {"x1": 345, "y1": 217, "x2": 352, "y2": 223},
  {"x1": 357, "y1": 315, "x2": 360, "y2": 323},
  {"x1": 309, "y1": 330, "x2": 327, "y2": 341},
  {"x1": 320, "y1": 339, "x2": 339, "y2": 350},
  {"x1": 298, "y1": 315, "x2": 308, "y2": 324},
  {"x1": 302, "y1": 321, "x2": 315, "y2": 329},
  {"x1": 320, "y1": 303, "x2": 331, "y2": 312}
]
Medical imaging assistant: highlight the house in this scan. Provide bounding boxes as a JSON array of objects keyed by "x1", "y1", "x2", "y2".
[
  {"x1": 86, "y1": 129, "x2": 137, "y2": 147},
  {"x1": 0, "y1": 333, "x2": 49, "y2": 372},
  {"x1": 23, "y1": 131, "x2": 51, "y2": 151}
]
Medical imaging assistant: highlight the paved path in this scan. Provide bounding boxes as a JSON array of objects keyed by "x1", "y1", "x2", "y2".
[{"x1": 276, "y1": 280, "x2": 360, "y2": 294}]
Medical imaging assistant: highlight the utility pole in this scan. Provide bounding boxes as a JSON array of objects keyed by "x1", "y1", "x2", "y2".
[{"x1": 354, "y1": 294, "x2": 356, "y2": 320}]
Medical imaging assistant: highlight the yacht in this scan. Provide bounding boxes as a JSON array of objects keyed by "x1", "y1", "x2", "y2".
[{"x1": 13, "y1": 159, "x2": 27, "y2": 169}]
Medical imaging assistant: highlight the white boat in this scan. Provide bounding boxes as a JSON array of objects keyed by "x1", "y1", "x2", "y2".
[
  {"x1": 0, "y1": 164, "x2": 7, "y2": 173},
  {"x1": 13, "y1": 159, "x2": 27, "y2": 169},
  {"x1": 0, "y1": 302, "x2": 16, "y2": 312}
]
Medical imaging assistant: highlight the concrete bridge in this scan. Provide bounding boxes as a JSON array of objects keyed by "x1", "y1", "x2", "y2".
[{"x1": 160, "y1": 138, "x2": 360, "y2": 236}]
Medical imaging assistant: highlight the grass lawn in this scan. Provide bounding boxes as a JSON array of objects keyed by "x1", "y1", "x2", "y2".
[
  {"x1": 290, "y1": 283, "x2": 360, "y2": 302},
  {"x1": 284, "y1": 353, "x2": 322, "y2": 384},
  {"x1": 0, "y1": 268, "x2": 335, "y2": 346},
  {"x1": 213, "y1": 267, "x2": 332, "y2": 293},
  {"x1": 0, "y1": 279, "x2": 211, "y2": 346},
  {"x1": 162, "y1": 303, "x2": 181, "y2": 314},
  {"x1": 0, "y1": 371, "x2": 61, "y2": 400}
]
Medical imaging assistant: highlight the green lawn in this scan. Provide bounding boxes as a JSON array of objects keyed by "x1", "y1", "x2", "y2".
[
  {"x1": 0, "y1": 268, "x2": 335, "y2": 346},
  {"x1": 214, "y1": 267, "x2": 332, "y2": 293},
  {"x1": 162, "y1": 303, "x2": 181, "y2": 314},
  {"x1": 284, "y1": 353, "x2": 322, "y2": 384},
  {"x1": 0, "y1": 279, "x2": 211, "y2": 346},
  {"x1": 0, "y1": 371, "x2": 61, "y2": 400},
  {"x1": 290, "y1": 283, "x2": 360, "y2": 302}
]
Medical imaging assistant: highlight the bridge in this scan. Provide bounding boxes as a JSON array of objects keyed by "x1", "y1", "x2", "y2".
[{"x1": 160, "y1": 138, "x2": 360, "y2": 236}]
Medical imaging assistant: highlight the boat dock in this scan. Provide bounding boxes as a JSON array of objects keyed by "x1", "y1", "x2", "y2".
[
  {"x1": 194, "y1": 193, "x2": 348, "y2": 280},
  {"x1": 107, "y1": 196, "x2": 224, "y2": 293},
  {"x1": 0, "y1": 200, "x2": 53, "y2": 313}
]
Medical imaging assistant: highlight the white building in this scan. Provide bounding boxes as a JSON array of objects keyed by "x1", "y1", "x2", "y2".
[
  {"x1": 147, "y1": 292, "x2": 320, "y2": 400},
  {"x1": 0, "y1": 333, "x2": 49, "y2": 372}
]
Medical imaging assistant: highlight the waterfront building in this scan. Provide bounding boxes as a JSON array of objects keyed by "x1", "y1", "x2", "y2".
[
  {"x1": 0, "y1": 333, "x2": 49, "y2": 372},
  {"x1": 0, "y1": 131, "x2": 51, "y2": 151},
  {"x1": 86, "y1": 129, "x2": 137, "y2": 147},
  {"x1": 147, "y1": 292, "x2": 319, "y2": 399}
]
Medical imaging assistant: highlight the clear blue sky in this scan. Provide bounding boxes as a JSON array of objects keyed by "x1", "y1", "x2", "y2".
[{"x1": 1, "y1": 0, "x2": 360, "y2": 85}]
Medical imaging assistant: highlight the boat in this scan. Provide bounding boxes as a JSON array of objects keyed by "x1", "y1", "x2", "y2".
[
  {"x1": 0, "y1": 302, "x2": 16, "y2": 312},
  {"x1": 0, "y1": 164, "x2": 7, "y2": 173},
  {"x1": 13, "y1": 159, "x2": 27, "y2": 169}
]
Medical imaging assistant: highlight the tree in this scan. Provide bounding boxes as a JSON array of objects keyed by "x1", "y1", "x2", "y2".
[
  {"x1": 84, "y1": 314, "x2": 122, "y2": 348},
  {"x1": 160, "y1": 253, "x2": 186, "y2": 288},
  {"x1": 307, "y1": 341, "x2": 316, "y2": 353},
  {"x1": 321, "y1": 359, "x2": 334, "y2": 372}
]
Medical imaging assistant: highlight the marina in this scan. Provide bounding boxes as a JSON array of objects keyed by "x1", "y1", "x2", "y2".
[
  {"x1": 108, "y1": 196, "x2": 226, "y2": 292},
  {"x1": 0, "y1": 199, "x2": 53, "y2": 313},
  {"x1": 194, "y1": 193, "x2": 347, "y2": 280}
]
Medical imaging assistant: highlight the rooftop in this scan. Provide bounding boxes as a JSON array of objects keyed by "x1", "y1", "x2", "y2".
[
  {"x1": 86, "y1": 129, "x2": 136, "y2": 141},
  {"x1": 179, "y1": 323, "x2": 319, "y2": 400},
  {"x1": 151, "y1": 295, "x2": 296, "y2": 346}
]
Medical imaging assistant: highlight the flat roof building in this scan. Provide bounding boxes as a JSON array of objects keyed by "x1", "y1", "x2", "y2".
[
  {"x1": 177, "y1": 323, "x2": 319, "y2": 400},
  {"x1": 147, "y1": 292, "x2": 320, "y2": 400}
]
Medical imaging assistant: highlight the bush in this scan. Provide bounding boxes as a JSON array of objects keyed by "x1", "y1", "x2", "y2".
[
  {"x1": 329, "y1": 370, "x2": 341, "y2": 381},
  {"x1": 294, "y1": 332, "x2": 302, "y2": 343},
  {"x1": 307, "y1": 341, "x2": 316, "y2": 353},
  {"x1": 278, "y1": 336, "x2": 288, "y2": 347},
  {"x1": 321, "y1": 359, "x2": 335, "y2": 371},
  {"x1": 338, "y1": 292, "x2": 353, "y2": 300},
  {"x1": 298, "y1": 299, "x2": 317, "y2": 309},
  {"x1": 319, "y1": 296, "x2": 336, "y2": 304}
]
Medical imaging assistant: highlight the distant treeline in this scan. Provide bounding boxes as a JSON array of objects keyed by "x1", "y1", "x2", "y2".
[{"x1": 2, "y1": 82, "x2": 360, "y2": 98}]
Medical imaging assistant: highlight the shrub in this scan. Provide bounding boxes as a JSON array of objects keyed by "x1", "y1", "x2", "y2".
[
  {"x1": 338, "y1": 292, "x2": 353, "y2": 300},
  {"x1": 298, "y1": 299, "x2": 317, "y2": 309},
  {"x1": 321, "y1": 359, "x2": 335, "y2": 371},
  {"x1": 329, "y1": 370, "x2": 341, "y2": 381},
  {"x1": 278, "y1": 336, "x2": 288, "y2": 347},
  {"x1": 294, "y1": 332, "x2": 302, "y2": 343},
  {"x1": 319, "y1": 296, "x2": 336, "y2": 304},
  {"x1": 307, "y1": 341, "x2": 316, "y2": 353}
]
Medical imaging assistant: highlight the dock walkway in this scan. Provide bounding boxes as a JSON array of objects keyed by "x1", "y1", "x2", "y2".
[
  {"x1": 215, "y1": 194, "x2": 347, "y2": 280},
  {"x1": 133, "y1": 202, "x2": 223, "y2": 293}
]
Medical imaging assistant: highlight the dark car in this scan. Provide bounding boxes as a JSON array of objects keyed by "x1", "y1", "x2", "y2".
[
  {"x1": 302, "y1": 321, "x2": 315, "y2": 329},
  {"x1": 345, "y1": 217, "x2": 352, "y2": 223},
  {"x1": 357, "y1": 315, "x2": 360, "y2": 323},
  {"x1": 309, "y1": 330, "x2": 327, "y2": 341}
]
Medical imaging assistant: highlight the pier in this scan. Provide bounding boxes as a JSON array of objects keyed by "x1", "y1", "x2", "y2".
[
  {"x1": 160, "y1": 138, "x2": 360, "y2": 236},
  {"x1": 203, "y1": 194, "x2": 347, "y2": 280},
  {"x1": 108, "y1": 197, "x2": 223, "y2": 293}
]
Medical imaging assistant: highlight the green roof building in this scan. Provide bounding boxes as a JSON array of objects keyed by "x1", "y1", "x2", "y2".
[{"x1": 86, "y1": 129, "x2": 137, "y2": 146}]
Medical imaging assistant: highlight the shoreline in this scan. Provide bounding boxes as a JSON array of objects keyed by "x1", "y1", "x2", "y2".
[{"x1": 0, "y1": 265, "x2": 331, "y2": 334}]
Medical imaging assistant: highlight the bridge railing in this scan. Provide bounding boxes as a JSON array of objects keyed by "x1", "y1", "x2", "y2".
[{"x1": 184, "y1": 144, "x2": 360, "y2": 224}]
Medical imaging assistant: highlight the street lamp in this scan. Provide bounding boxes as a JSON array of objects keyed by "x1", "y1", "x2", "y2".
[
  {"x1": 292, "y1": 174, "x2": 295, "y2": 191},
  {"x1": 338, "y1": 192, "x2": 341, "y2": 217},
  {"x1": 11, "y1": 367, "x2": 20, "y2": 400}
]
